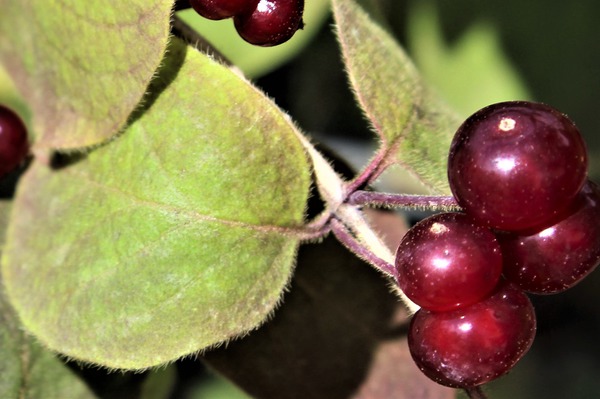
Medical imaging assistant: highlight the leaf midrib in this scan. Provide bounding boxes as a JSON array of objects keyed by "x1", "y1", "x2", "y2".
[{"x1": 58, "y1": 164, "x2": 306, "y2": 234}]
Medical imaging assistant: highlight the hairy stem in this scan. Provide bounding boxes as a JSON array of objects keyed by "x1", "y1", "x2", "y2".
[
  {"x1": 170, "y1": 14, "x2": 230, "y2": 66},
  {"x1": 330, "y1": 218, "x2": 396, "y2": 277},
  {"x1": 335, "y1": 205, "x2": 394, "y2": 263},
  {"x1": 348, "y1": 190, "x2": 460, "y2": 211},
  {"x1": 330, "y1": 207, "x2": 419, "y2": 313},
  {"x1": 345, "y1": 148, "x2": 388, "y2": 194}
]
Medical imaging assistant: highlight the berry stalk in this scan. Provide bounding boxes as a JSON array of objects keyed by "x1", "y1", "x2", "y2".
[
  {"x1": 330, "y1": 218, "x2": 396, "y2": 277},
  {"x1": 348, "y1": 190, "x2": 460, "y2": 211},
  {"x1": 330, "y1": 205, "x2": 420, "y2": 314}
]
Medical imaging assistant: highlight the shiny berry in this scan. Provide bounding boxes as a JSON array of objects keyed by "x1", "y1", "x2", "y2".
[
  {"x1": 234, "y1": 0, "x2": 304, "y2": 47},
  {"x1": 499, "y1": 180, "x2": 600, "y2": 294},
  {"x1": 395, "y1": 212, "x2": 502, "y2": 312},
  {"x1": 448, "y1": 101, "x2": 587, "y2": 231},
  {"x1": 0, "y1": 105, "x2": 29, "y2": 177},
  {"x1": 189, "y1": 0, "x2": 259, "y2": 20},
  {"x1": 408, "y1": 281, "x2": 536, "y2": 388}
]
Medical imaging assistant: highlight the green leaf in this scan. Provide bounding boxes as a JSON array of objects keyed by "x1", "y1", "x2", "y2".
[
  {"x1": 2, "y1": 342, "x2": 98, "y2": 399},
  {"x1": 139, "y1": 367, "x2": 177, "y2": 399},
  {"x1": 0, "y1": 202, "x2": 97, "y2": 399},
  {"x1": 0, "y1": 0, "x2": 173, "y2": 150},
  {"x1": 407, "y1": 0, "x2": 531, "y2": 116},
  {"x1": 186, "y1": 374, "x2": 252, "y2": 399},
  {"x1": 175, "y1": 0, "x2": 331, "y2": 79},
  {"x1": 0, "y1": 306, "x2": 99, "y2": 399},
  {"x1": 332, "y1": 0, "x2": 461, "y2": 193},
  {"x1": 2, "y1": 38, "x2": 312, "y2": 370}
]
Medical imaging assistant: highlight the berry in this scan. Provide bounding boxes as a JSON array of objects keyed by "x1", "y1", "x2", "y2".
[
  {"x1": 189, "y1": 0, "x2": 259, "y2": 20},
  {"x1": 234, "y1": 0, "x2": 304, "y2": 47},
  {"x1": 499, "y1": 180, "x2": 600, "y2": 294},
  {"x1": 448, "y1": 101, "x2": 587, "y2": 231},
  {"x1": 395, "y1": 212, "x2": 502, "y2": 312},
  {"x1": 408, "y1": 281, "x2": 536, "y2": 388},
  {"x1": 0, "y1": 105, "x2": 29, "y2": 177}
]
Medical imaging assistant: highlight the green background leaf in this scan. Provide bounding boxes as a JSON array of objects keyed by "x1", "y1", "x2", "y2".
[
  {"x1": 407, "y1": 0, "x2": 531, "y2": 116},
  {"x1": 0, "y1": 0, "x2": 173, "y2": 150},
  {"x1": 0, "y1": 305, "x2": 99, "y2": 399},
  {"x1": 0, "y1": 202, "x2": 97, "y2": 399},
  {"x1": 2, "y1": 38, "x2": 311, "y2": 370},
  {"x1": 184, "y1": 373, "x2": 251, "y2": 399},
  {"x1": 333, "y1": 0, "x2": 460, "y2": 193},
  {"x1": 139, "y1": 367, "x2": 177, "y2": 399}
]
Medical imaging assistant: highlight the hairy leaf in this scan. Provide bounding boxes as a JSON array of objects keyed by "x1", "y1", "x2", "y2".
[
  {"x1": 0, "y1": 0, "x2": 173, "y2": 150},
  {"x1": 333, "y1": 0, "x2": 461, "y2": 193},
  {"x1": 2, "y1": 38, "x2": 312, "y2": 370}
]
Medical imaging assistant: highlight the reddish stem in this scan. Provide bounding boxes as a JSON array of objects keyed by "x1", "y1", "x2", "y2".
[
  {"x1": 345, "y1": 148, "x2": 388, "y2": 194},
  {"x1": 330, "y1": 218, "x2": 397, "y2": 278},
  {"x1": 348, "y1": 190, "x2": 460, "y2": 210}
]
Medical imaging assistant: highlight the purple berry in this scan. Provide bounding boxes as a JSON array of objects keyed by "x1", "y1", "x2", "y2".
[
  {"x1": 499, "y1": 180, "x2": 600, "y2": 294},
  {"x1": 189, "y1": 0, "x2": 259, "y2": 20},
  {"x1": 395, "y1": 212, "x2": 503, "y2": 312},
  {"x1": 408, "y1": 281, "x2": 536, "y2": 388},
  {"x1": 234, "y1": 0, "x2": 304, "y2": 47},
  {"x1": 448, "y1": 101, "x2": 588, "y2": 231},
  {"x1": 0, "y1": 105, "x2": 29, "y2": 177}
]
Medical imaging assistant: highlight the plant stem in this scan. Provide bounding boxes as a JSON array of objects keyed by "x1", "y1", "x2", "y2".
[
  {"x1": 330, "y1": 215, "x2": 420, "y2": 313},
  {"x1": 170, "y1": 15, "x2": 230, "y2": 66},
  {"x1": 330, "y1": 218, "x2": 396, "y2": 277},
  {"x1": 348, "y1": 190, "x2": 460, "y2": 211},
  {"x1": 345, "y1": 148, "x2": 388, "y2": 194},
  {"x1": 464, "y1": 386, "x2": 489, "y2": 399}
]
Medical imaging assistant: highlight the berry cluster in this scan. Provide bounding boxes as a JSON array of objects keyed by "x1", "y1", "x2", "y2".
[
  {"x1": 395, "y1": 101, "x2": 600, "y2": 389},
  {"x1": 0, "y1": 104, "x2": 30, "y2": 177},
  {"x1": 189, "y1": 0, "x2": 305, "y2": 47}
]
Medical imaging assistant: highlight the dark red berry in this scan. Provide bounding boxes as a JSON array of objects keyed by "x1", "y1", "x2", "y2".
[
  {"x1": 234, "y1": 0, "x2": 304, "y2": 47},
  {"x1": 0, "y1": 105, "x2": 29, "y2": 177},
  {"x1": 408, "y1": 281, "x2": 536, "y2": 388},
  {"x1": 448, "y1": 101, "x2": 587, "y2": 231},
  {"x1": 395, "y1": 212, "x2": 503, "y2": 312},
  {"x1": 189, "y1": 0, "x2": 259, "y2": 20},
  {"x1": 499, "y1": 180, "x2": 600, "y2": 294}
]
